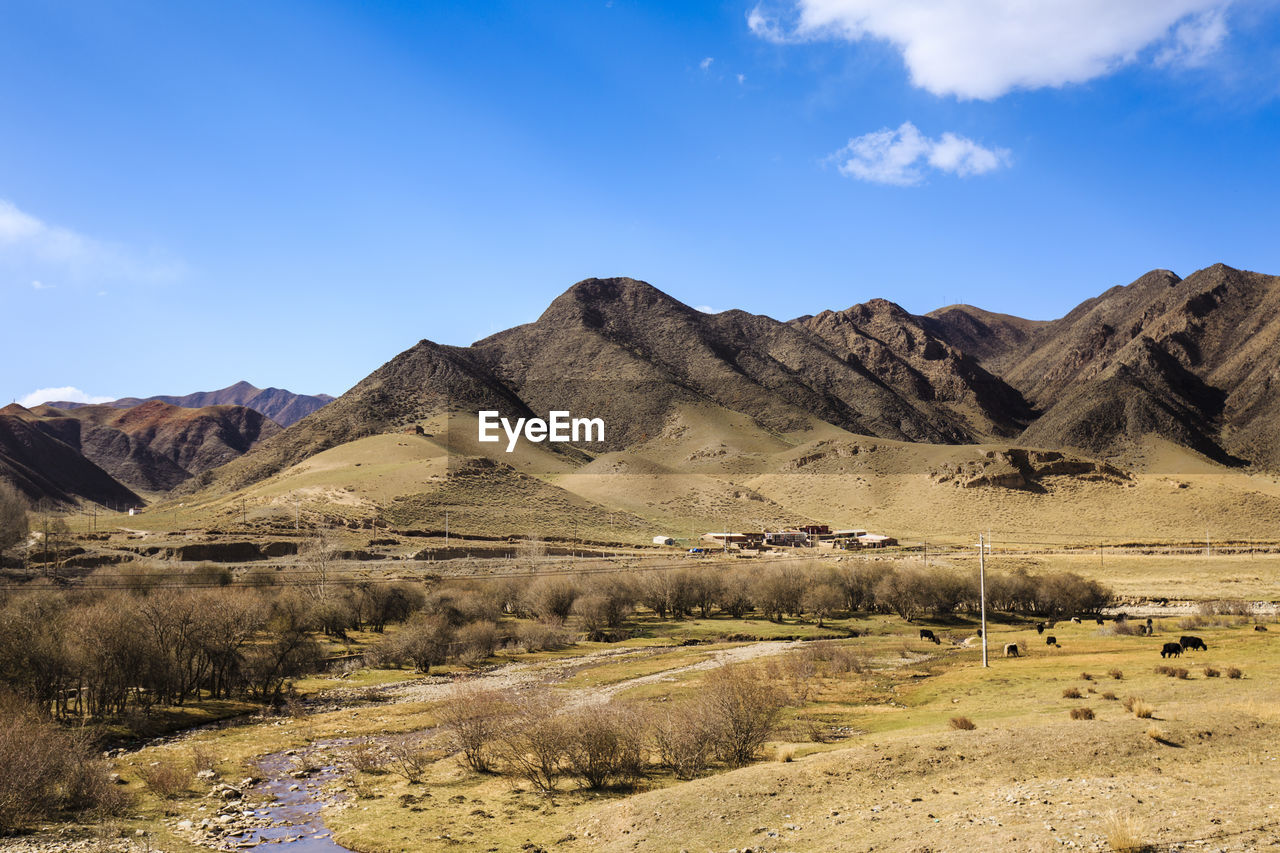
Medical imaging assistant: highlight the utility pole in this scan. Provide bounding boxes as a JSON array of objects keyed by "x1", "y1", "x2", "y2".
[{"x1": 979, "y1": 533, "x2": 989, "y2": 668}]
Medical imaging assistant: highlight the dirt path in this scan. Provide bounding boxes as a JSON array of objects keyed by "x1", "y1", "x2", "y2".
[{"x1": 379, "y1": 638, "x2": 806, "y2": 707}]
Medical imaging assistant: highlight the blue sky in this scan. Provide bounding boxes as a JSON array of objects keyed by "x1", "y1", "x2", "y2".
[{"x1": 3, "y1": 0, "x2": 1280, "y2": 405}]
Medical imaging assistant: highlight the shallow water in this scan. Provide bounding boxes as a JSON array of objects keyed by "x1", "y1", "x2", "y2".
[{"x1": 239, "y1": 741, "x2": 354, "y2": 852}]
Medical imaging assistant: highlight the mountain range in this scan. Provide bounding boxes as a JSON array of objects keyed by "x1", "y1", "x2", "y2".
[
  {"x1": 7, "y1": 263, "x2": 1280, "y2": 515},
  {"x1": 47, "y1": 381, "x2": 334, "y2": 427}
]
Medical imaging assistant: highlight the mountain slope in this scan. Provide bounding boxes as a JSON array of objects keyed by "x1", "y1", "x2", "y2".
[
  {"x1": 0, "y1": 406, "x2": 143, "y2": 508},
  {"x1": 921, "y1": 304, "x2": 1049, "y2": 372},
  {"x1": 14, "y1": 401, "x2": 281, "y2": 494},
  {"x1": 472, "y1": 278, "x2": 999, "y2": 445},
  {"x1": 187, "y1": 341, "x2": 535, "y2": 492},
  {"x1": 1000, "y1": 264, "x2": 1280, "y2": 466},
  {"x1": 794, "y1": 298, "x2": 1034, "y2": 438}
]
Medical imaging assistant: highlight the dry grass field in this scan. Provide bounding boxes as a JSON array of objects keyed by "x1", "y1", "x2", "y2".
[{"x1": 59, "y1": 547, "x2": 1273, "y2": 853}]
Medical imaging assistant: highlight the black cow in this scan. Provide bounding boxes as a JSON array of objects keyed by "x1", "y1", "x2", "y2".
[
  {"x1": 1255, "y1": 625, "x2": 1268, "y2": 632},
  {"x1": 1045, "y1": 635, "x2": 1057, "y2": 646},
  {"x1": 1095, "y1": 616, "x2": 1104, "y2": 625},
  {"x1": 1004, "y1": 643, "x2": 1020, "y2": 657},
  {"x1": 919, "y1": 629, "x2": 940, "y2": 644},
  {"x1": 1035, "y1": 622, "x2": 1046, "y2": 635},
  {"x1": 1179, "y1": 635, "x2": 1207, "y2": 652},
  {"x1": 1161, "y1": 642, "x2": 1183, "y2": 658}
]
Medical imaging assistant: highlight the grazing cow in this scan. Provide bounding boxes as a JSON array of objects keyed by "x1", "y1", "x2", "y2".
[
  {"x1": 919, "y1": 629, "x2": 940, "y2": 644},
  {"x1": 1161, "y1": 642, "x2": 1183, "y2": 658},
  {"x1": 1255, "y1": 624, "x2": 1268, "y2": 632},
  {"x1": 1045, "y1": 635, "x2": 1057, "y2": 646},
  {"x1": 1095, "y1": 616, "x2": 1104, "y2": 625},
  {"x1": 1004, "y1": 643, "x2": 1020, "y2": 657},
  {"x1": 1035, "y1": 622, "x2": 1046, "y2": 635},
  {"x1": 1179, "y1": 635, "x2": 1207, "y2": 652}
]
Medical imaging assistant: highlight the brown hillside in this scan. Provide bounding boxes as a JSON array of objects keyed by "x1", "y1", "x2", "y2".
[
  {"x1": 796, "y1": 298, "x2": 1034, "y2": 438},
  {"x1": 921, "y1": 303, "x2": 1048, "y2": 371},
  {"x1": 0, "y1": 409, "x2": 142, "y2": 508},
  {"x1": 1007, "y1": 264, "x2": 1280, "y2": 467},
  {"x1": 23, "y1": 401, "x2": 280, "y2": 493}
]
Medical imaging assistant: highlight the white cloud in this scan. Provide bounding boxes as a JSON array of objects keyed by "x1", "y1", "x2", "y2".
[
  {"x1": 0, "y1": 198, "x2": 183, "y2": 286},
  {"x1": 30, "y1": 280, "x2": 53, "y2": 290},
  {"x1": 700, "y1": 56, "x2": 715, "y2": 70},
  {"x1": 737, "y1": 73, "x2": 747, "y2": 84},
  {"x1": 1156, "y1": 9, "x2": 1228, "y2": 68},
  {"x1": 748, "y1": 0, "x2": 1233, "y2": 99},
  {"x1": 17, "y1": 387, "x2": 114, "y2": 408},
  {"x1": 694, "y1": 305, "x2": 721, "y2": 313},
  {"x1": 828, "y1": 121, "x2": 1010, "y2": 185}
]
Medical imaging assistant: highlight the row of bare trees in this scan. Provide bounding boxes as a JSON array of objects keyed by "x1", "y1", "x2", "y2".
[{"x1": 412, "y1": 662, "x2": 789, "y2": 792}]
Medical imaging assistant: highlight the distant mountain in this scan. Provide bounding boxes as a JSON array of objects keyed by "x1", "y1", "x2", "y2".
[
  {"x1": 0, "y1": 405, "x2": 142, "y2": 509},
  {"x1": 49, "y1": 381, "x2": 333, "y2": 427},
  {"x1": 0, "y1": 399, "x2": 280, "y2": 504},
  {"x1": 28, "y1": 401, "x2": 281, "y2": 493}
]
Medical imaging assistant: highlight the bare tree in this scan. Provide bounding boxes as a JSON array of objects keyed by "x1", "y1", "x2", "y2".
[
  {"x1": 437, "y1": 686, "x2": 511, "y2": 773},
  {"x1": 0, "y1": 482, "x2": 28, "y2": 559}
]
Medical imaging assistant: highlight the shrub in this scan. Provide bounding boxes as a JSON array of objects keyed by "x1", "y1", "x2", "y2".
[
  {"x1": 651, "y1": 701, "x2": 714, "y2": 780},
  {"x1": 1080, "y1": 672, "x2": 1093, "y2": 681},
  {"x1": 1145, "y1": 725, "x2": 1166, "y2": 742},
  {"x1": 523, "y1": 577, "x2": 579, "y2": 622},
  {"x1": 188, "y1": 744, "x2": 217, "y2": 776},
  {"x1": 0, "y1": 696, "x2": 128, "y2": 830},
  {"x1": 803, "y1": 640, "x2": 868, "y2": 675},
  {"x1": 514, "y1": 620, "x2": 571, "y2": 652},
  {"x1": 1101, "y1": 691, "x2": 1118, "y2": 701},
  {"x1": 564, "y1": 702, "x2": 646, "y2": 789},
  {"x1": 1203, "y1": 666, "x2": 1220, "y2": 678},
  {"x1": 1062, "y1": 687, "x2": 1082, "y2": 699},
  {"x1": 493, "y1": 689, "x2": 571, "y2": 792},
  {"x1": 390, "y1": 612, "x2": 452, "y2": 673},
  {"x1": 1130, "y1": 699, "x2": 1155, "y2": 719},
  {"x1": 701, "y1": 663, "x2": 786, "y2": 766},
  {"x1": 385, "y1": 735, "x2": 435, "y2": 783},
  {"x1": 455, "y1": 621, "x2": 499, "y2": 665},
  {"x1": 438, "y1": 686, "x2": 511, "y2": 774},
  {"x1": 949, "y1": 716, "x2": 976, "y2": 731},
  {"x1": 775, "y1": 745, "x2": 796, "y2": 762},
  {"x1": 1227, "y1": 667, "x2": 1242, "y2": 679},
  {"x1": 1108, "y1": 668, "x2": 1123, "y2": 680},
  {"x1": 345, "y1": 741, "x2": 387, "y2": 774},
  {"x1": 1153, "y1": 665, "x2": 1172, "y2": 676},
  {"x1": 1070, "y1": 707, "x2": 1095, "y2": 720},
  {"x1": 1173, "y1": 668, "x2": 1189, "y2": 680},
  {"x1": 139, "y1": 760, "x2": 194, "y2": 800}
]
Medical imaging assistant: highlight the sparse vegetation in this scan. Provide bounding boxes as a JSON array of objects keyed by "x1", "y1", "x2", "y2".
[
  {"x1": 1062, "y1": 687, "x2": 1083, "y2": 699},
  {"x1": 1103, "y1": 813, "x2": 1153, "y2": 852},
  {"x1": 949, "y1": 716, "x2": 976, "y2": 730},
  {"x1": 1227, "y1": 666, "x2": 1243, "y2": 679},
  {"x1": 1108, "y1": 668, "x2": 1123, "y2": 680},
  {"x1": 1203, "y1": 666, "x2": 1220, "y2": 678},
  {"x1": 138, "y1": 760, "x2": 194, "y2": 800},
  {"x1": 1070, "y1": 707, "x2": 1095, "y2": 720}
]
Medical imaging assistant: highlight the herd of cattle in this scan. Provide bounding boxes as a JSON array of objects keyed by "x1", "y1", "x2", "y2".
[{"x1": 916, "y1": 617, "x2": 1254, "y2": 659}]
